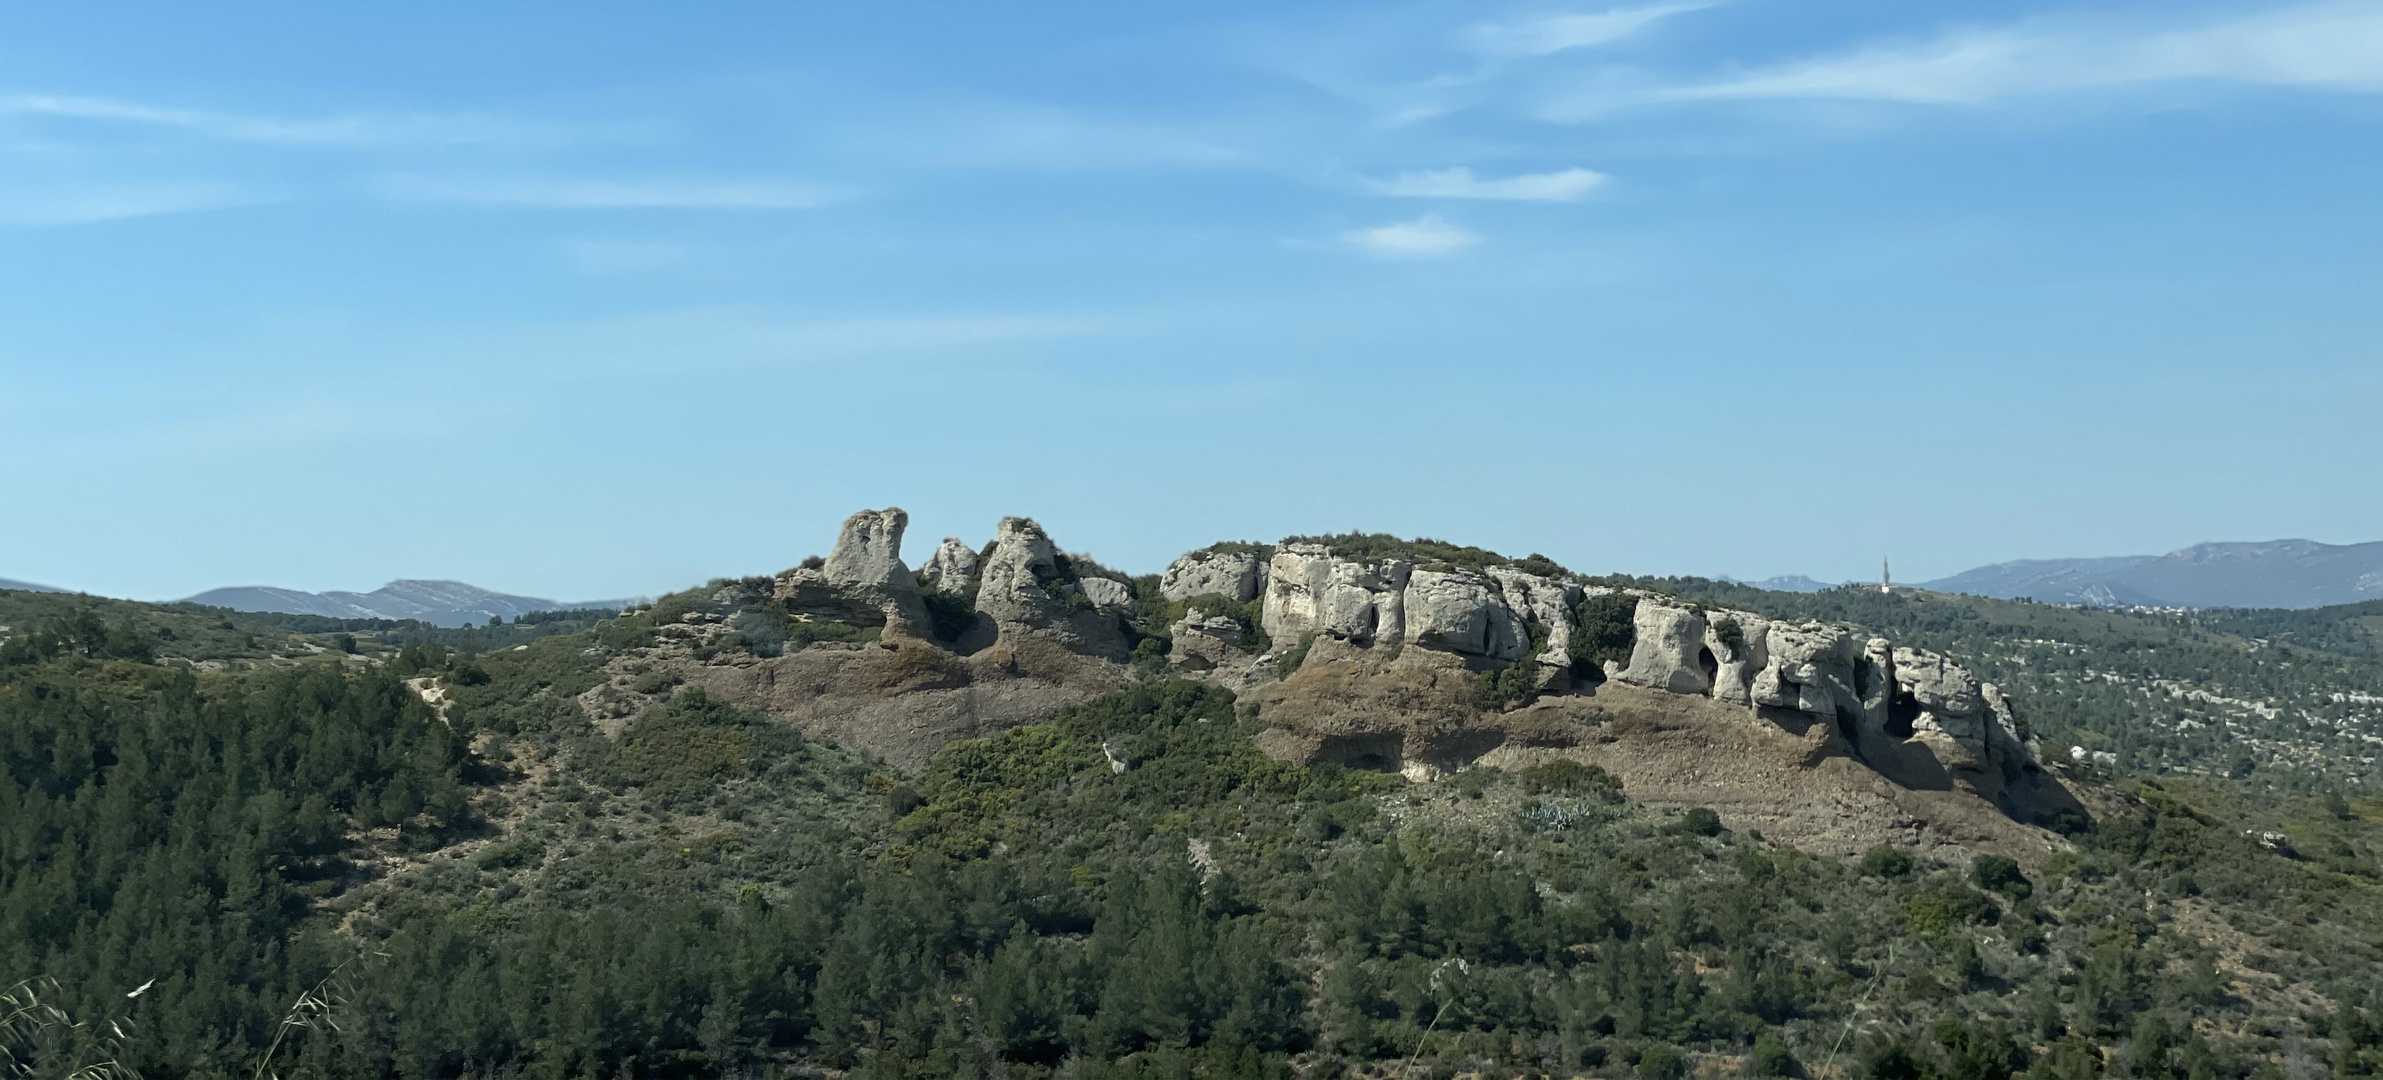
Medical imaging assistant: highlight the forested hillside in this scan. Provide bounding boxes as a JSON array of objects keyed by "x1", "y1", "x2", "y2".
[{"x1": 4, "y1": 585, "x2": 2382, "y2": 1079}]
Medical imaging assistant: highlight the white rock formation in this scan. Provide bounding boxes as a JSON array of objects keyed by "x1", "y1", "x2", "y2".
[
  {"x1": 1168, "y1": 614, "x2": 1245, "y2": 672},
  {"x1": 1614, "y1": 599, "x2": 1714, "y2": 695},
  {"x1": 1080, "y1": 577, "x2": 1136, "y2": 613},
  {"x1": 1405, "y1": 568, "x2": 1517, "y2": 660},
  {"x1": 975, "y1": 517, "x2": 1063, "y2": 628},
  {"x1": 775, "y1": 507, "x2": 929, "y2": 631},
  {"x1": 1706, "y1": 611, "x2": 1773, "y2": 706},
  {"x1": 1488, "y1": 568, "x2": 1583, "y2": 668},
  {"x1": 1894, "y1": 648, "x2": 2035, "y2": 776},
  {"x1": 918, "y1": 537, "x2": 981, "y2": 595},
  {"x1": 1160, "y1": 548, "x2": 1268, "y2": 603},
  {"x1": 973, "y1": 517, "x2": 1129, "y2": 659},
  {"x1": 823, "y1": 508, "x2": 917, "y2": 590},
  {"x1": 1751, "y1": 621, "x2": 1864, "y2": 723}
]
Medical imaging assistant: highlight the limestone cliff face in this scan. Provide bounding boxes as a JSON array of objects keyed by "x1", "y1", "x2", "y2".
[
  {"x1": 1159, "y1": 549, "x2": 1267, "y2": 604},
  {"x1": 1254, "y1": 546, "x2": 1561, "y2": 674}
]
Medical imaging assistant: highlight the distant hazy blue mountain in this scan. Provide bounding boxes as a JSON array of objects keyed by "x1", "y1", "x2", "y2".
[
  {"x1": 0, "y1": 578, "x2": 66, "y2": 593},
  {"x1": 1924, "y1": 540, "x2": 2383, "y2": 609},
  {"x1": 1721, "y1": 574, "x2": 1836, "y2": 593},
  {"x1": 182, "y1": 579, "x2": 637, "y2": 627}
]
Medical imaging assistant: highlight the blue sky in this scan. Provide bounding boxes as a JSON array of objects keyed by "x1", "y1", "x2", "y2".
[{"x1": 3, "y1": 0, "x2": 2380, "y2": 602}]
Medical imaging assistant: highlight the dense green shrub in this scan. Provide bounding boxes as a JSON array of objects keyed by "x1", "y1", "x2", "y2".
[
  {"x1": 581, "y1": 689, "x2": 803, "y2": 809},
  {"x1": 1861, "y1": 845, "x2": 1917, "y2": 878},
  {"x1": 1277, "y1": 632, "x2": 1318, "y2": 679},
  {"x1": 1971, "y1": 854, "x2": 2032, "y2": 898},
  {"x1": 1572, "y1": 592, "x2": 1640, "y2": 678}
]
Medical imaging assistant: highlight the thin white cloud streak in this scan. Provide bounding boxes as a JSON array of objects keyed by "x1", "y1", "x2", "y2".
[
  {"x1": 378, "y1": 175, "x2": 843, "y2": 209},
  {"x1": 1374, "y1": 166, "x2": 1607, "y2": 201},
  {"x1": 0, "y1": 182, "x2": 268, "y2": 226},
  {"x1": 1340, "y1": 214, "x2": 1483, "y2": 258},
  {"x1": 0, "y1": 93, "x2": 648, "y2": 148},
  {"x1": 1645, "y1": 0, "x2": 2383, "y2": 107},
  {"x1": 1464, "y1": 4, "x2": 1712, "y2": 57}
]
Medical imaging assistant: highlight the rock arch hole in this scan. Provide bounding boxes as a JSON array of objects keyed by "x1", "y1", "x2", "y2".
[
  {"x1": 1696, "y1": 646, "x2": 1719, "y2": 689},
  {"x1": 1887, "y1": 691, "x2": 1920, "y2": 739}
]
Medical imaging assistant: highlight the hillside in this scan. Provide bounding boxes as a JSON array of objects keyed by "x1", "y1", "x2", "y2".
[
  {"x1": 4, "y1": 510, "x2": 2381, "y2": 1079},
  {"x1": 1925, "y1": 540, "x2": 2383, "y2": 610}
]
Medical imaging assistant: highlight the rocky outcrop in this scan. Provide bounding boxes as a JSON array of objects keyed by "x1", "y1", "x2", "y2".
[
  {"x1": 1892, "y1": 647, "x2": 2036, "y2": 781},
  {"x1": 1488, "y1": 568, "x2": 1582, "y2": 670},
  {"x1": 774, "y1": 507, "x2": 930, "y2": 632},
  {"x1": 1613, "y1": 599, "x2": 1714, "y2": 695},
  {"x1": 1404, "y1": 569, "x2": 1522, "y2": 661},
  {"x1": 823, "y1": 509, "x2": 914, "y2": 590},
  {"x1": 918, "y1": 538, "x2": 980, "y2": 596},
  {"x1": 1160, "y1": 548, "x2": 1268, "y2": 603},
  {"x1": 1169, "y1": 614, "x2": 1245, "y2": 672},
  {"x1": 975, "y1": 517, "x2": 1131, "y2": 660},
  {"x1": 1262, "y1": 547, "x2": 1570, "y2": 671},
  {"x1": 1751, "y1": 621, "x2": 1866, "y2": 726},
  {"x1": 731, "y1": 508, "x2": 2070, "y2": 850},
  {"x1": 1262, "y1": 545, "x2": 1410, "y2": 647},
  {"x1": 1080, "y1": 576, "x2": 1136, "y2": 613}
]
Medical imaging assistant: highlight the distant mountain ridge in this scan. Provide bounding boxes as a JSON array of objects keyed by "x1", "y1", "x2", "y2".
[
  {"x1": 1721, "y1": 574, "x2": 1836, "y2": 593},
  {"x1": 0, "y1": 578, "x2": 65, "y2": 593},
  {"x1": 182, "y1": 579, "x2": 639, "y2": 627},
  {"x1": 1924, "y1": 539, "x2": 2383, "y2": 610}
]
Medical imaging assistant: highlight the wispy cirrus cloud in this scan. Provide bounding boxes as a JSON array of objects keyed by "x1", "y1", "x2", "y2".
[
  {"x1": 1340, "y1": 214, "x2": 1483, "y2": 258},
  {"x1": 1462, "y1": 4, "x2": 1713, "y2": 58},
  {"x1": 1644, "y1": 0, "x2": 2383, "y2": 108},
  {"x1": 0, "y1": 93, "x2": 621, "y2": 147},
  {"x1": 1373, "y1": 166, "x2": 1607, "y2": 201},
  {"x1": 0, "y1": 182, "x2": 270, "y2": 226},
  {"x1": 376, "y1": 175, "x2": 844, "y2": 210}
]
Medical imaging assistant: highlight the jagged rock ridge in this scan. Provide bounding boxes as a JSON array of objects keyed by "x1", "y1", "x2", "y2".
[{"x1": 617, "y1": 508, "x2": 2086, "y2": 862}]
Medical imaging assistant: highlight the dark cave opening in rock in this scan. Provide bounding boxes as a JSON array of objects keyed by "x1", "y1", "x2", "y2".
[
  {"x1": 1888, "y1": 690, "x2": 1920, "y2": 739},
  {"x1": 1697, "y1": 646, "x2": 1719, "y2": 689},
  {"x1": 1835, "y1": 705, "x2": 1861, "y2": 745}
]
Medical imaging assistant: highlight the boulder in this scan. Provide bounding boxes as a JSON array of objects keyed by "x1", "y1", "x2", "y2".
[
  {"x1": 823, "y1": 508, "x2": 916, "y2": 590},
  {"x1": 1613, "y1": 599, "x2": 1713, "y2": 695},
  {"x1": 975, "y1": 517, "x2": 1063, "y2": 627},
  {"x1": 1260, "y1": 545, "x2": 1333, "y2": 643},
  {"x1": 1081, "y1": 576, "x2": 1136, "y2": 613},
  {"x1": 1403, "y1": 568, "x2": 1517, "y2": 661},
  {"x1": 1160, "y1": 549, "x2": 1268, "y2": 603},
  {"x1": 1168, "y1": 614, "x2": 1245, "y2": 673},
  {"x1": 974, "y1": 517, "x2": 1129, "y2": 660},
  {"x1": 774, "y1": 507, "x2": 930, "y2": 633},
  {"x1": 1751, "y1": 622, "x2": 1863, "y2": 727},
  {"x1": 919, "y1": 537, "x2": 981, "y2": 595}
]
